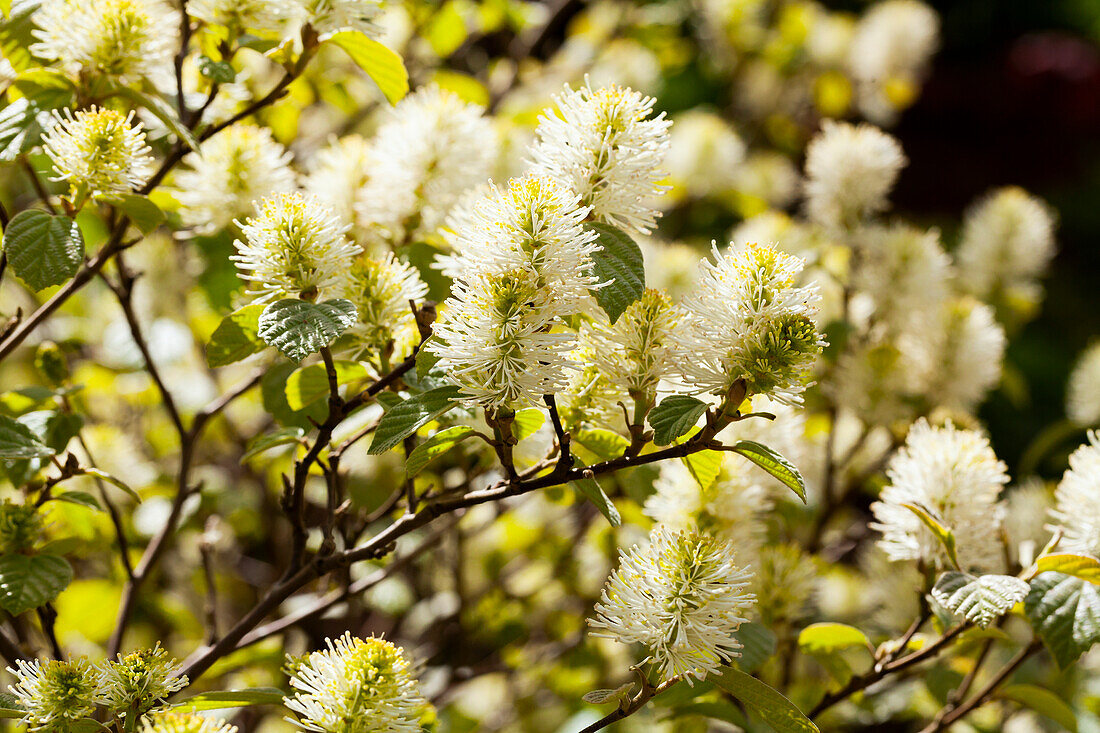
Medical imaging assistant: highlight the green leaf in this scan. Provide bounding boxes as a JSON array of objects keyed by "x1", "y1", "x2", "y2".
[
  {"x1": 52, "y1": 491, "x2": 101, "y2": 511},
  {"x1": 1033, "y1": 553, "x2": 1100, "y2": 585},
  {"x1": 710, "y1": 667, "x2": 819, "y2": 733},
  {"x1": 648, "y1": 395, "x2": 708, "y2": 446},
  {"x1": 82, "y1": 468, "x2": 141, "y2": 502},
  {"x1": 797, "y1": 623, "x2": 872, "y2": 655},
  {"x1": 572, "y1": 428, "x2": 629, "y2": 461},
  {"x1": 0, "y1": 554, "x2": 73, "y2": 615},
  {"x1": 581, "y1": 682, "x2": 632, "y2": 705},
  {"x1": 415, "y1": 340, "x2": 441, "y2": 380},
  {"x1": 512, "y1": 407, "x2": 545, "y2": 441},
  {"x1": 0, "y1": 413, "x2": 54, "y2": 458},
  {"x1": 169, "y1": 687, "x2": 285, "y2": 711},
  {"x1": 368, "y1": 385, "x2": 464, "y2": 455},
  {"x1": 729, "y1": 440, "x2": 806, "y2": 503},
  {"x1": 996, "y1": 684, "x2": 1078, "y2": 732},
  {"x1": 570, "y1": 457, "x2": 620, "y2": 526},
  {"x1": 405, "y1": 425, "x2": 477, "y2": 477},
  {"x1": 285, "y1": 360, "x2": 367, "y2": 411},
  {"x1": 932, "y1": 572, "x2": 1029, "y2": 629},
  {"x1": 0, "y1": 87, "x2": 73, "y2": 161},
  {"x1": 585, "y1": 222, "x2": 645, "y2": 324},
  {"x1": 198, "y1": 55, "x2": 236, "y2": 83},
  {"x1": 735, "y1": 622, "x2": 778, "y2": 674},
  {"x1": 902, "y1": 502, "x2": 960, "y2": 570},
  {"x1": 1025, "y1": 571, "x2": 1100, "y2": 668},
  {"x1": 681, "y1": 447, "x2": 722, "y2": 491},
  {"x1": 97, "y1": 193, "x2": 164, "y2": 234},
  {"x1": 2, "y1": 210, "x2": 85, "y2": 291},
  {"x1": 111, "y1": 86, "x2": 200, "y2": 152},
  {"x1": 207, "y1": 304, "x2": 267, "y2": 367},
  {"x1": 0, "y1": 707, "x2": 25, "y2": 719},
  {"x1": 242, "y1": 427, "x2": 306, "y2": 462},
  {"x1": 325, "y1": 31, "x2": 409, "y2": 104},
  {"x1": 257, "y1": 299, "x2": 357, "y2": 361}
]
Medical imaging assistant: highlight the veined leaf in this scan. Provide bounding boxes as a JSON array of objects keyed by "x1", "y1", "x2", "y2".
[
  {"x1": 2, "y1": 209, "x2": 85, "y2": 291},
  {"x1": 512, "y1": 407, "x2": 545, "y2": 441},
  {"x1": 729, "y1": 440, "x2": 806, "y2": 503},
  {"x1": 0, "y1": 413, "x2": 54, "y2": 458},
  {"x1": 585, "y1": 222, "x2": 645, "y2": 324},
  {"x1": 325, "y1": 31, "x2": 409, "y2": 104},
  {"x1": 570, "y1": 458, "x2": 620, "y2": 526},
  {"x1": 1032, "y1": 553, "x2": 1100, "y2": 585},
  {"x1": 1024, "y1": 571, "x2": 1100, "y2": 668},
  {"x1": 648, "y1": 395, "x2": 708, "y2": 446},
  {"x1": 368, "y1": 386, "x2": 464, "y2": 455},
  {"x1": 206, "y1": 304, "x2": 266, "y2": 367},
  {"x1": 242, "y1": 427, "x2": 306, "y2": 462},
  {"x1": 710, "y1": 667, "x2": 818, "y2": 733},
  {"x1": 572, "y1": 428, "x2": 630, "y2": 461},
  {"x1": 405, "y1": 425, "x2": 477, "y2": 477},
  {"x1": 996, "y1": 684, "x2": 1078, "y2": 732},
  {"x1": 258, "y1": 299, "x2": 357, "y2": 361},
  {"x1": 931, "y1": 572, "x2": 1029, "y2": 629},
  {"x1": 0, "y1": 554, "x2": 72, "y2": 615}
]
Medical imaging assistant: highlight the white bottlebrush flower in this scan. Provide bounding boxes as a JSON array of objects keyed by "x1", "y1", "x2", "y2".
[
  {"x1": 233, "y1": 192, "x2": 362, "y2": 301},
  {"x1": 530, "y1": 82, "x2": 671, "y2": 235},
  {"x1": 428, "y1": 269, "x2": 577, "y2": 408},
  {"x1": 357, "y1": 86, "x2": 497, "y2": 250},
  {"x1": 341, "y1": 253, "x2": 427, "y2": 364},
  {"x1": 871, "y1": 419, "x2": 1009, "y2": 571},
  {"x1": 956, "y1": 187, "x2": 1056, "y2": 308},
  {"x1": 1048, "y1": 432, "x2": 1100, "y2": 557},
  {"x1": 297, "y1": 0, "x2": 380, "y2": 36},
  {"x1": 582, "y1": 289, "x2": 688, "y2": 396},
  {"x1": 43, "y1": 107, "x2": 154, "y2": 197},
  {"x1": 588, "y1": 525, "x2": 755, "y2": 682},
  {"x1": 175, "y1": 124, "x2": 296, "y2": 234},
  {"x1": 1067, "y1": 342, "x2": 1100, "y2": 426},
  {"x1": 924, "y1": 297, "x2": 1005, "y2": 413},
  {"x1": 302, "y1": 135, "x2": 375, "y2": 238},
  {"x1": 98, "y1": 644, "x2": 187, "y2": 718},
  {"x1": 804, "y1": 121, "x2": 906, "y2": 228},
  {"x1": 442, "y1": 175, "x2": 601, "y2": 300},
  {"x1": 141, "y1": 712, "x2": 237, "y2": 733},
  {"x1": 665, "y1": 111, "x2": 745, "y2": 198},
  {"x1": 284, "y1": 633, "x2": 426, "y2": 733},
  {"x1": 8, "y1": 657, "x2": 101, "y2": 730},
  {"x1": 644, "y1": 458, "x2": 772, "y2": 556},
  {"x1": 853, "y1": 224, "x2": 951, "y2": 334},
  {"x1": 32, "y1": 0, "x2": 177, "y2": 84},
  {"x1": 682, "y1": 243, "x2": 825, "y2": 405},
  {"x1": 848, "y1": 0, "x2": 940, "y2": 124},
  {"x1": 190, "y1": 0, "x2": 295, "y2": 35}
]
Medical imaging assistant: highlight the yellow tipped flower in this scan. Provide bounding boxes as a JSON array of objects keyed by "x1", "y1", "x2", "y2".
[
  {"x1": 98, "y1": 644, "x2": 187, "y2": 719},
  {"x1": 284, "y1": 633, "x2": 426, "y2": 733},
  {"x1": 0, "y1": 500, "x2": 43, "y2": 554},
  {"x1": 43, "y1": 107, "x2": 154, "y2": 198},
  {"x1": 141, "y1": 712, "x2": 237, "y2": 733},
  {"x1": 8, "y1": 658, "x2": 100, "y2": 731}
]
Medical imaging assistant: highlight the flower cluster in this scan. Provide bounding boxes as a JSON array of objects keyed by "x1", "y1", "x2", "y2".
[
  {"x1": 7, "y1": 647, "x2": 188, "y2": 730},
  {"x1": 871, "y1": 420, "x2": 1009, "y2": 571},
  {"x1": 175, "y1": 124, "x2": 296, "y2": 234},
  {"x1": 804, "y1": 121, "x2": 906, "y2": 228},
  {"x1": 232, "y1": 192, "x2": 362, "y2": 301},
  {"x1": 32, "y1": 0, "x2": 177, "y2": 83},
  {"x1": 141, "y1": 712, "x2": 237, "y2": 733},
  {"x1": 588, "y1": 525, "x2": 755, "y2": 681},
  {"x1": 341, "y1": 253, "x2": 428, "y2": 365},
  {"x1": 1048, "y1": 432, "x2": 1100, "y2": 557},
  {"x1": 0, "y1": 500, "x2": 43, "y2": 554},
  {"x1": 283, "y1": 633, "x2": 426, "y2": 733},
  {"x1": 682, "y1": 243, "x2": 825, "y2": 405},
  {"x1": 43, "y1": 107, "x2": 154, "y2": 198},
  {"x1": 530, "y1": 82, "x2": 671, "y2": 235}
]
